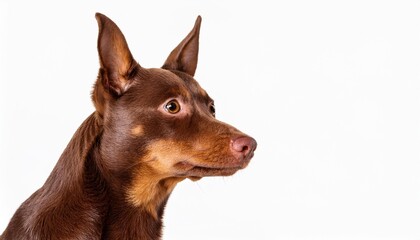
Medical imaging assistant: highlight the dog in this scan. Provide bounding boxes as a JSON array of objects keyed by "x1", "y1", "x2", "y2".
[{"x1": 1, "y1": 13, "x2": 257, "y2": 239}]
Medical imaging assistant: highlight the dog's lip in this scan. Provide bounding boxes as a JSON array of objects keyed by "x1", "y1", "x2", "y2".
[
  {"x1": 174, "y1": 161, "x2": 246, "y2": 177},
  {"x1": 175, "y1": 161, "x2": 245, "y2": 171}
]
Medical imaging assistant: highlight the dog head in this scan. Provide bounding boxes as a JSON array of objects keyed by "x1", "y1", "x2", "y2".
[{"x1": 92, "y1": 13, "x2": 256, "y2": 211}]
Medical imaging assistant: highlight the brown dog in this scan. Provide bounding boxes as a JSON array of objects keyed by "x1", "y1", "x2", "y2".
[{"x1": 1, "y1": 13, "x2": 257, "y2": 239}]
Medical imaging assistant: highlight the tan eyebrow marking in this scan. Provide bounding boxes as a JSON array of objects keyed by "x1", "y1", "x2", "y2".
[{"x1": 131, "y1": 125, "x2": 144, "y2": 137}]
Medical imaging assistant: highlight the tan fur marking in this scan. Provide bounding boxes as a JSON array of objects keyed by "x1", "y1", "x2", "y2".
[
  {"x1": 127, "y1": 164, "x2": 184, "y2": 219},
  {"x1": 131, "y1": 125, "x2": 144, "y2": 137},
  {"x1": 127, "y1": 140, "x2": 189, "y2": 218},
  {"x1": 126, "y1": 137, "x2": 232, "y2": 218}
]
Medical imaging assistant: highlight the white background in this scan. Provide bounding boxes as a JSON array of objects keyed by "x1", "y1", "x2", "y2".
[{"x1": 1, "y1": 1, "x2": 420, "y2": 239}]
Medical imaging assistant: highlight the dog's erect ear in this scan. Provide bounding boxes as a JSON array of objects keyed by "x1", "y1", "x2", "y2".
[
  {"x1": 162, "y1": 16, "x2": 201, "y2": 77},
  {"x1": 95, "y1": 13, "x2": 136, "y2": 96}
]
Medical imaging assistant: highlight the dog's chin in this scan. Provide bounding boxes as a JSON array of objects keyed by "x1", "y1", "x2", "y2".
[{"x1": 188, "y1": 176, "x2": 202, "y2": 181}]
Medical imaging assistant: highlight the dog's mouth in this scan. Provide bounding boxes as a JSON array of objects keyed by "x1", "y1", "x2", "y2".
[{"x1": 174, "y1": 160, "x2": 250, "y2": 178}]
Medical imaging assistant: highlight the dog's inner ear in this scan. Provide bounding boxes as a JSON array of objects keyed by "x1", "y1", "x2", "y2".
[
  {"x1": 95, "y1": 13, "x2": 136, "y2": 97},
  {"x1": 162, "y1": 16, "x2": 201, "y2": 77}
]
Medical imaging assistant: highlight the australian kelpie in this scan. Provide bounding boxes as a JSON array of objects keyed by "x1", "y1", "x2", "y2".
[{"x1": 1, "y1": 13, "x2": 257, "y2": 239}]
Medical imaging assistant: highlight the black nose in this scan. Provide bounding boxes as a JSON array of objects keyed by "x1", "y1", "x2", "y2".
[{"x1": 231, "y1": 136, "x2": 257, "y2": 160}]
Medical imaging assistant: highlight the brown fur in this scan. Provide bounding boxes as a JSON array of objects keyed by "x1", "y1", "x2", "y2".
[{"x1": 1, "y1": 13, "x2": 257, "y2": 240}]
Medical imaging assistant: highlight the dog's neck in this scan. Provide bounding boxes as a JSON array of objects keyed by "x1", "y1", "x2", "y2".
[
  {"x1": 85, "y1": 113, "x2": 174, "y2": 239},
  {"x1": 100, "y1": 195, "x2": 168, "y2": 239},
  {"x1": 88, "y1": 134, "x2": 171, "y2": 239},
  {"x1": 7, "y1": 113, "x2": 108, "y2": 239},
  {"x1": 27, "y1": 113, "x2": 170, "y2": 239}
]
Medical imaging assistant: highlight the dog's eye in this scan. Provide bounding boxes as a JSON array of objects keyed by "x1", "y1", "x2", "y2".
[
  {"x1": 164, "y1": 100, "x2": 181, "y2": 114},
  {"x1": 210, "y1": 103, "x2": 216, "y2": 117}
]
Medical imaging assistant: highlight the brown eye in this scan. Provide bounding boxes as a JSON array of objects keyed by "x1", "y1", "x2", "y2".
[
  {"x1": 210, "y1": 103, "x2": 216, "y2": 116},
  {"x1": 164, "y1": 100, "x2": 181, "y2": 114}
]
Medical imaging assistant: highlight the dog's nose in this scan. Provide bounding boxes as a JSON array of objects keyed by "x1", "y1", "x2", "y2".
[{"x1": 231, "y1": 136, "x2": 257, "y2": 160}]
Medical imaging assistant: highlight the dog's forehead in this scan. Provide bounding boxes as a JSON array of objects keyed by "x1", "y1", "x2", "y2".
[
  {"x1": 148, "y1": 68, "x2": 184, "y2": 85},
  {"x1": 168, "y1": 70, "x2": 210, "y2": 100},
  {"x1": 146, "y1": 68, "x2": 209, "y2": 100}
]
